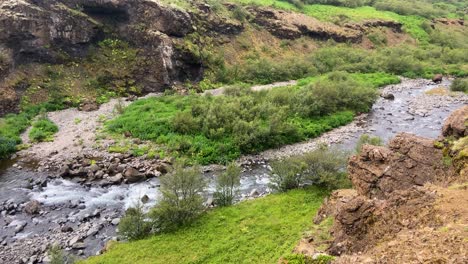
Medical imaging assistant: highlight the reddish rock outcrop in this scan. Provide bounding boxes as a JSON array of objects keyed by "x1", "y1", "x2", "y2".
[
  {"x1": 442, "y1": 105, "x2": 468, "y2": 138},
  {"x1": 248, "y1": 7, "x2": 362, "y2": 42},
  {"x1": 348, "y1": 133, "x2": 455, "y2": 199},
  {"x1": 311, "y1": 107, "x2": 467, "y2": 261}
]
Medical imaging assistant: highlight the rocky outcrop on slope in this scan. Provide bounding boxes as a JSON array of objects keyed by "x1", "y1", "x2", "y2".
[
  {"x1": 344, "y1": 20, "x2": 403, "y2": 33},
  {"x1": 348, "y1": 133, "x2": 455, "y2": 199},
  {"x1": 312, "y1": 107, "x2": 467, "y2": 262},
  {"x1": 0, "y1": 0, "x2": 201, "y2": 115},
  {"x1": 442, "y1": 105, "x2": 468, "y2": 138},
  {"x1": 247, "y1": 7, "x2": 362, "y2": 42}
]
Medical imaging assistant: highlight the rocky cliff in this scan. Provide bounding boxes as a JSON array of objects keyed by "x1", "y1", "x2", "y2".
[
  {"x1": 309, "y1": 106, "x2": 468, "y2": 263},
  {"x1": 0, "y1": 0, "x2": 201, "y2": 115}
]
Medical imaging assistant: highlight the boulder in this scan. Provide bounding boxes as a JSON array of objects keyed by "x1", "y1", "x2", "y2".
[
  {"x1": 141, "y1": 194, "x2": 149, "y2": 204},
  {"x1": 78, "y1": 100, "x2": 99, "y2": 112},
  {"x1": 432, "y1": 74, "x2": 443, "y2": 84},
  {"x1": 442, "y1": 106, "x2": 468, "y2": 138},
  {"x1": 381, "y1": 92, "x2": 395, "y2": 100},
  {"x1": 123, "y1": 167, "x2": 145, "y2": 183},
  {"x1": 23, "y1": 200, "x2": 41, "y2": 215},
  {"x1": 348, "y1": 133, "x2": 455, "y2": 199}
]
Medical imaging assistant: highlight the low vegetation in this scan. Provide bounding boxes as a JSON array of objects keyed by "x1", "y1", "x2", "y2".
[
  {"x1": 450, "y1": 78, "x2": 468, "y2": 93},
  {"x1": 29, "y1": 115, "x2": 59, "y2": 142},
  {"x1": 355, "y1": 134, "x2": 384, "y2": 153},
  {"x1": 270, "y1": 146, "x2": 351, "y2": 192},
  {"x1": 214, "y1": 162, "x2": 242, "y2": 206},
  {"x1": 106, "y1": 72, "x2": 392, "y2": 164},
  {"x1": 85, "y1": 187, "x2": 329, "y2": 264},
  {"x1": 0, "y1": 102, "x2": 66, "y2": 158}
]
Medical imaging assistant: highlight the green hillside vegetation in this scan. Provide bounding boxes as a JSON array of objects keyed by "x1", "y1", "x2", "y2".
[
  {"x1": 84, "y1": 188, "x2": 330, "y2": 264},
  {"x1": 105, "y1": 72, "x2": 398, "y2": 164}
]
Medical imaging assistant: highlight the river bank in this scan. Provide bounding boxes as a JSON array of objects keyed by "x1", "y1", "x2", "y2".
[{"x1": 0, "y1": 78, "x2": 467, "y2": 263}]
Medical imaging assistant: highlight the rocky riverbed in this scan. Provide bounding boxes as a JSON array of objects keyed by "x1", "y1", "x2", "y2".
[{"x1": 0, "y1": 78, "x2": 467, "y2": 263}]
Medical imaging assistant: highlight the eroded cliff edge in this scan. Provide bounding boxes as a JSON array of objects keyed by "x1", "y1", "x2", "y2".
[{"x1": 305, "y1": 106, "x2": 467, "y2": 263}]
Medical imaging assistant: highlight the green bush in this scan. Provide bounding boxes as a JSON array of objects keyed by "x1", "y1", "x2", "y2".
[
  {"x1": 107, "y1": 72, "x2": 384, "y2": 164},
  {"x1": 270, "y1": 157, "x2": 308, "y2": 192},
  {"x1": 355, "y1": 134, "x2": 384, "y2": 153},
  {"x1": 450, "y1": 78, "x2": 468, "y2": 93},
  {"x1": 29, "y1": 117, "x2": 59, "y2": 142},
  {"x1": 270, "y1": 146, "x2": 350, "y2": 192},
  {"x1": 214, "y1": 162, "x2": 242, "y2": 206},
  {"x1": 48, "y1": 244, "x2": 76, "y2": 264},
  {"x1": 0, "y1": 136, "x2": 16, "y2": 159},
  {"x1": 118, "y1": 204, "x2": 153, "y2": 241},
  {"x1": 149, "y1": 163, "x2": 206, "y2": 232}
]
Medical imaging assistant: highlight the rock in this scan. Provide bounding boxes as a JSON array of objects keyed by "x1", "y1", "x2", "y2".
[
  {"x1": 23, "y1": 200, "x2": 41, "y2": 215},
  {"x1": 123, "y1": 167, "x2": 146, "y2": 183},
  {"x1": 381, "y1": 93, "x2": 395, "y2": 100},
  {"x1": 89, "y1": 164, "x2": 100, "y2": 173},
  {"x1": 442, "y1": 106, "x2": 468, "y2": 138},
  {"x1": 72, "y1": 242, "x2": 86, "y2": 249},
  {"x1": 155, "y1": 163, "x2": 170, "y2": 174},
  {"x1": 141, "y1": 195, "x2": 149, "y2": 204},
  {"x1": 58, "y1": 166, "x2": 70, "y2": 178},
  {"x1": 86, "y1": 226, "x2": 101, "y2": 237},
  {"x1": 108, "y1": 173, "x2": 123, "y2": 184},
  {"x1": 68, "y1": 235, "x2": 82, "y2": 247},
  {"x1": 61, "y1": 226, "x2": 73, "y2": 233},
  {"x1": 0, "y1": 0, "x2": 201, "y2": 116},
  {"x1": 111, "y1": 218, "x2": 120, "y2": 226},
  {"x1": 348, "y1": 133, "x2": 455, "y2": 199},
  {"x1": 248, "y1": 7, "x2": 362, "y2": 42},
  {"x1": 78, "y1": 100, "x2": 99, "y2": 112},
  {"x1": 249, "y1": 189, "x2": 259, "y2": 197},
  {"x1": 432, "y1": 74, "x2": 443, "y2": 84},
  {"x1": 14, "y1": 221, "x2": 27, "y2": 233}
]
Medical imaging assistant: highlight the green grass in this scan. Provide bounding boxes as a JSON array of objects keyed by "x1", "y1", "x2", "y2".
[
  {"x1": 28, "y1": 117, "x2": 59, "y2": 142},
  {"x1": 230, "y1": 2, "x2": 429, "y2": 42},
  {"x1": 105, "y1": 72, "x2": 397, "y2": 164},
  {"x1": 297, "y1": 72, "x2": 400, "y2": 88},
  {"x1": 0, "y1": 102, "x2": 66, "y2": 159},
  {"x1": 84, "y1": 187, "x2": 329, "y2": 264}
]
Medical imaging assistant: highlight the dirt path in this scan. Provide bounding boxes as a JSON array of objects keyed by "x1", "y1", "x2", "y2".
[
  {"x1": 203, "y1": 80, "x2": 298, "y2": 96},
  {"x1": 19, "y1": 93, "x2": 161, "y2": 164}
]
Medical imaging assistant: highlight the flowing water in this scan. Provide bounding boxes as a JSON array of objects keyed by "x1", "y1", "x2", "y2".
[{"x1": 0, "y1": 78, "x2": 466, "y2": 260}]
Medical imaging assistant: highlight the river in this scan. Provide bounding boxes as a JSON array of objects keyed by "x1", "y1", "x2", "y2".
[{"x1": 0, "y1": 78, "x2": 466, "y2": 263}]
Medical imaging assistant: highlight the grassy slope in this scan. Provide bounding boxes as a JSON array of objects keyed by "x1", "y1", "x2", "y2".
[
  {"x1": 84, "y1": 188, "x2": 329, "y2": 264},
  {"x1": 231, "y1": 1, "x2": 428, "y2": 42}
]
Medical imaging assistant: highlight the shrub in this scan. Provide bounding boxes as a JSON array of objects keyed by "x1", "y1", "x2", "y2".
[
  {"x1": 451, "y1": 78, "x2": 468, "y2": 93},
  {"x1": 270, "y1": 146, "x2": 350, "y2": 192},
  {"x1": 270, "y1": 157, "x2": 307, "y2": 192},
  {"x1": 29, "y1": 116, "x2": 59, "y2": 142},
  {"x1": 118, "y1": 203, "x2": 152, "y2": 241},
  {"x1": 214, "y1": 162, "x2": 242, "y2": 206},
  {"x1": 355, "y1": 134, "x2": 384, "y2": 153},
  {"x1": 49, "y1": 244, "x2": 76, "y2": 264},
  {"x1": 0, "y1": 136, "x2": 16, "y2": 159},
  {"x1": 149, "y1": 163, "x2": 206, "y2": 232},
  {"x1": 301, "y1": 146, "x2": 351, "y2": 190}
]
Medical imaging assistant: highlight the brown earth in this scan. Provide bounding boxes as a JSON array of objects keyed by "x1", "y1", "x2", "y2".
[
  {"x1": 247, "y1": 7, "x2": 362, "y2": 42},
  {"x1": 297, "y1": 107, "x2": 468, "y2": 263}
]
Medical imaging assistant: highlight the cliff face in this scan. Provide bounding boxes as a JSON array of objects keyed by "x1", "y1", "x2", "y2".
[
  {"x1": 0, "y1": 0, "x2": 201, "y2": 115},
  {"x1": 310, "y1": 106, "x2": 468, "y2": 263}
]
